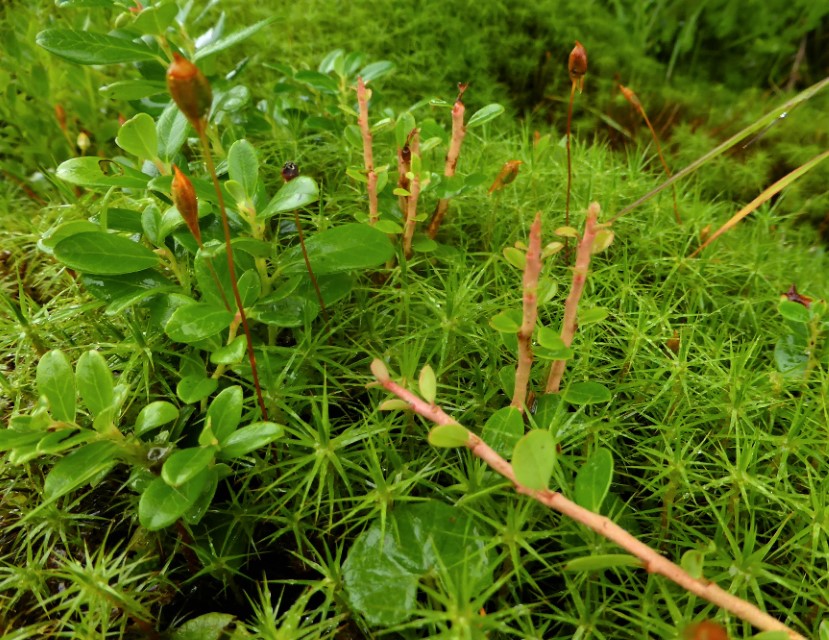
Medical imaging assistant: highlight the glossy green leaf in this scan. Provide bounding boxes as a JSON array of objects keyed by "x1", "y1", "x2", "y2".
[
  {"x1": 100, "y1": 79, "x2": 167, "y2": 100},
  {"x1": 428, "y1": 424, "x2": 470, "y2": 448},
  {"x1": 162, "y1": 447, "x2": 216, "y2": 487},
  {"x1": 177, "y1": 376, "x2": 219, "y2": 404},
  {"x1": 210, "y1": 336, "x2": 247, "y2": 365},
  {"x1": 131, "y1": 2, "x2": 178, "y2": 34},
  {"x1": 75, "y1": 351, "x2": 114, "y2": 418},
  {"x1": 194, "y1": 17, "x2": 277, "y2": 60},
  {"x1": 237, "y1": 269, "x2": 261, "y2": 307},
  {"x1": 217, "y1": 422, "x2": 284, "y2": 458},
  {"x1": 0, "y1": 430, "x2": 49, "y2": 452},
  {"x1": 778, "y1": 299, "x2": 810, "y2": 323},
  {"x1": 295, "y1": 70, "x2": 339, "y2": 94},
  {"x1": 56, "y1": 157, "x2": 150, "y2": 190},
  {"x1": 562, "y1": 554, "x2": 640, "y2": 572},
  {"x1": 751, "y1": 633, "x2": 790, "y2": 640},
  {"x1": 512, "y1": 429, "x2": 555, "y2": 491},
  {"x1": 774, "y1": 334, "x2": 808, "y2": 378},
  {"x1": 35, "y1": 429, "x2": 91, "y2": 456},
  {"x1": 207, "y1": 386, "x2": 243, "y2": 443},
  {"x1": 43, "y1": 440, "x2": 120, "y2": 500},
  {"x1": 157, "y1": 102, "x2": 189, "y2": 161},
  {"x1": 359, "y1": 60, "x2": 395, "y2": 83},
  {"x1": 169, "y1": 612, "x2": 236, "y2": 640},
  {"x1": 680, "y1": 549, "x2": 706, "y2": 580},
  {"x1": 563, "y1": 381, "x2": 612, "y2": 405},
  {"x1": 138, "y1": 471, "x2": 209, "y2": 530},
  {"x1": 502, "y1": 246, "x2": 526, "y2": 270},
  {"x1": 38, "y1": 220, "x2": 100, "y2": 255},
  {"x1": 227, "y1": 139, "x2": 258, "y2": 199},
  {"x1": 418, "y1": 364, "x2": 437, "y2": 404},
  {"x1": 281, "y1": 224, "x2": 395, "y2": 275},
  {"x1": 116, "y1": 113, "x2": 158, "y2": 161},
  {"x1": 80, "y1": 271, "x2": 176, "y2": 315},
  {"x1": 578, "y1": 307, "x2": 609, "y2": 324},
  {"x1": 54, "y1": 232, "x2": 160, "y2": 275},
  {"x1": 467, "y1": 103, "x2": 504, "y2": 128},
  {"x1": 36, "y1": 29, "x2": 159, "y2": 65},
  {"x1": 489, "y1": 308, "x2": 522, "y2": 333},
  {"x1": 342, "y1": 501, "x2": 492, "y2": 626},
  {"x1": 481, "y1": 406, "x2": 524, "y2": 458},
  {"x1": 36, "y1": 350, "x2": 76, "y2": 423},
  {"x1": 251, "y1": 294, "x2": 317, "y2": 328},
  {"x1": 259, "y1": 176, "x2": 319, "y2": 220},
  {"x1": 574, "y1": 447, "x2": 614, "y2": 512},
  {"x1": 165, "y1": 303, "x2": 234, "y2": 343},
  {"x1": 134, "y1": 401, "x2": 179, "y2": 436}
]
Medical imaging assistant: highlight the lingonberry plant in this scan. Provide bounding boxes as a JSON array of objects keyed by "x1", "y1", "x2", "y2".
[{"x1": 2, "y1": 1, "x2": 829, "y2": 638}]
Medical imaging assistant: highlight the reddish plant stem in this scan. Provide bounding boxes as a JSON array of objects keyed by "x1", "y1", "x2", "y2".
[
  {"x1": 427, "y1": 83, "x2": 468, "y2": 239},
  {"x1": 293, "y1": 209, "x2": 329, "y2": 325},
  {"x1": 396, "y1": 142, "x2": 411, "y2": 219},
  {"x1": 197, "y1": 125, "x2": 268, "y2": 420},
  {"x1": 620, "y1": 85, "x2": 680, "y2": 224},
  {"x1": 356, "y1": 77, "x2": 378, "y2": 225},
  {"x1": 511, "y1": 212, "x2": 543, "y2": 412},
  {"x1": 545, "y1": 202, "x2": 600, "y2": 394},
  {"x1": 565, "y1": 82, "x2": 576, "y2": 227},
  {"x1": 402, "y1": 131, "x2": 421, "y2": 259},
  {"x1": 374, "y1": 374, "x2": 806, "y2": 640}
]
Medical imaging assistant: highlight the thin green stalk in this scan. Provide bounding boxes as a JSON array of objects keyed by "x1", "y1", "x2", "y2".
[{"x1": 608, "y1": 75, "x2": 829, "y2": 224}]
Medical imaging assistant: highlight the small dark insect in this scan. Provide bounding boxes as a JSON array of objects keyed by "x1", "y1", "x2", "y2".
[{"x1": 281, "y1": 161, "x2": 299, "y2": 182}]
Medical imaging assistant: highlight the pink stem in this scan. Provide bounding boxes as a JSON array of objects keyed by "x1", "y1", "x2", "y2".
[
  {"x1": 356, "y1": 77, "x2": 378, "y2": 225},
  {"x1": 545, "y1": 202, "x2": 600, "y2": 394},
  {"x1": 511, "y1": 213, "x2": 543, "y2": 411}
]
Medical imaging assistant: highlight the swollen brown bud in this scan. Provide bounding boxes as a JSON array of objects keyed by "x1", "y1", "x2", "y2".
[
  {"x1": 171, "y1": 164, "x2": 201, "y2": 245},
  {"x1": 568, "y1": 41, "x2": 588, "y2": 93},
  {"x1": 166, "y1": 53, "x2": 212, "y2": 130}
]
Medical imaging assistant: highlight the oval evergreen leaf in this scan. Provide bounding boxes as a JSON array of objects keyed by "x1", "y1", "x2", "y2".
[
  {"x1": 43, "y1": 440, "x2": 120, "y2": 500},
  {"x1": 36, "y1": 350, "x2": 76, "y2": 423},
  {"x1": 217, "y1": 422, "x2": 285, "y2": 459},
  {"x1": 574, "y1": 447, "x2": 614, "y2": 512},
  {"x1": 467, "y1": 103, "x2": 504, "y2": 128},
  {"x1": 563, "y1": 554, "x2": 640, "y2": 572},
  {"x1": 563, "y1": 381, "x2": 612, "y2": 405},
  {"x1": 54, "y1": 232, "x2": 160, "y2": 275},
  {"x1": 428, "y1": 424, "x2": 470, "y2": 448},
  {"x1": 512, "y1": 429, "x2": 556, "y2": 491},
  {"x1": 36, "y1": 29, "x2": 158, "y2": 65},
  {"x1": 138, "y1": 472, "x2": 209, "y2": 531},
  {"x1": 259, "y1": 176, "x2": 319, "y2": 220},
  {"x1": 75, "y1": 350, "x2": 114, "y2": 419},
  {"x1": 165, "y1": 303, "x2": 234, "y2": 343},
  {"x1": 281, "y1": 224, "x2": 395, "y2": 275}
]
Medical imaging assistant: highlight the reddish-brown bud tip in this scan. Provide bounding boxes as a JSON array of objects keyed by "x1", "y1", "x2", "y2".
[
  {"x1": 568, "y1": 41, "x2": 588, "y2": 93},
  {"x1": 166, "y1": 53, "x2": 212, "y2": 130},
  {"x1": 171, "y1": 164, "x2": 201, "y2": 245},
  {"x1": 684, "y1": 621, "x2": 728, "y2": 640},
  {"x1": 54, "y1": 104, "x2": 67, "y2": 131}
]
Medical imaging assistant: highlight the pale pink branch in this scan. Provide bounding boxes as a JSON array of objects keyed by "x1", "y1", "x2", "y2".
[
  {"x1": 545, "y1": 202, "x2": 600, "y2": 394},
  {"x1": 374, "y1": 370, "x2": 806, "y2": 639},
  {"x1": 402, "y1": 131, "x2": 421, "y2": 259},
  {"x1": 428, "y1": 84, "x2": 468, "y2": 239},
  {"x1": 511, "y1": 212, "x2": 543, "y2": 412},
  {"x1": 356, "y1": 77, "x2": 379, "y2": 225}
]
